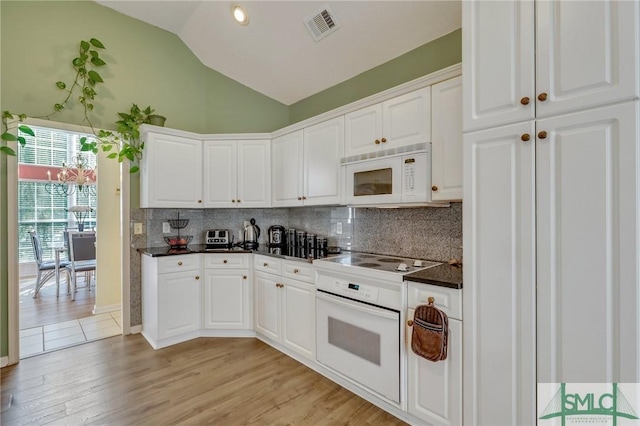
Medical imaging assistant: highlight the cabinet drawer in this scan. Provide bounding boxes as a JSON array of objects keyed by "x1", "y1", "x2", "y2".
[
  {"x1": 158, "y1": 254, "x2": 201, "y2": 274},
  {"x1": 282, "y1": 260, "x2": 315, "y2": 284},
  {"x1": 407, "y1": 281, "x2": 462, "y2": 320},
  {"x1": 254, "y1": 254, "x2": 281, "y2": 275},
  {"x1": 204, "y1": 253, "x2": 249, "y2": 269}
]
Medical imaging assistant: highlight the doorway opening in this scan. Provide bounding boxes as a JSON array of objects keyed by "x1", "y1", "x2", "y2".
[{"x1": 15, "y1": 124, "x2": 121, "y2": 358}]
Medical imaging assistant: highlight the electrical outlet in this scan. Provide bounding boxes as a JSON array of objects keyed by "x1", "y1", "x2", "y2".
[
  {"x1": 134, "y1": 222, "x2": 143, "y2": 235},
  {"x1": 162, "y1": 222, "x2": 170, "y2": 233},
  {"x1": 336, "y1": 221, "x2": 343, "y2": 235}
]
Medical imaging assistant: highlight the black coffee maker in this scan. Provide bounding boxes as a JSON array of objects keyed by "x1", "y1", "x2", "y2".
[{"x1": 267, "y1": 225, "x2": 286, "y2": 247}]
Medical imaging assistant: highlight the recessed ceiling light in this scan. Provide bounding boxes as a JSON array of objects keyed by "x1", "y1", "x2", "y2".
[{"x1": 231, "y1": 5, "x2": 249, "y2": 26}]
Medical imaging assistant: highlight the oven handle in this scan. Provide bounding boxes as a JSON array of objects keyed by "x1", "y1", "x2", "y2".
[{"x1": 316, "y1": 290, "x2": 399, "y2": 320}]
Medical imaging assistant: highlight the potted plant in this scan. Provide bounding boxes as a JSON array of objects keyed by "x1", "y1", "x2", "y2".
[{"x1": 146, "y1": 114, "x2": 166, "y2": 127}]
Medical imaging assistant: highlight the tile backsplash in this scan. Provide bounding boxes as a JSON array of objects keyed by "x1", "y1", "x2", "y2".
[{"x1": 128, "y1": 203, "x2": 462, "y2": 326}]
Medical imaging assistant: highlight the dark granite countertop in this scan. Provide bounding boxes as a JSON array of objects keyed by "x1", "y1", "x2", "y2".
[
  {"x1": 404, "y1": 263, "x2": 463, "y2": 289},
  {"x1": 138, "y1": 244, "x2": 251, "y2": 257},
  {"x1": 138, "y1": 244, "x2": 318, "y2": 263}
]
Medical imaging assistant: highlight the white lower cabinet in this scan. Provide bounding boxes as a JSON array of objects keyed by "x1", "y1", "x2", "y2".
[
  {"x1": 254, "y1": 271, "x2": 280, "y2": 341},
  {"x1": 142, "y1": 254, "x2": 202, "y2": 349},
  {"x1": 203, "y1": 254, "x2": 251, "y2": 330},
  {"x1": 406, "y1": 282, "x2": 462, "y2": 426},
  {"x1": 280, "y1": 277, "x2": 315, "y2": 358},
  {"x1": 463, "y1": 101, "x2": 640, "y2": 423},
  {"x1": 254, "y1": 255, "x2": 315, "y2": 360},
  {"x1": 536, "y1": 102, "x2": 640, "y2": 383}
]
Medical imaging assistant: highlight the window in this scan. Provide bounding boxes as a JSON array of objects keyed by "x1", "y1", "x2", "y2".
[{"x1": 18, "y1": 125, "x2": 97, "y2": 263}]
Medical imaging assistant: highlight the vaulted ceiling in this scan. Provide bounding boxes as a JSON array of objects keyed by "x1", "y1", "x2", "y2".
[{"x1": 96, "y1": 1, "x2": 461, "y2": 105}]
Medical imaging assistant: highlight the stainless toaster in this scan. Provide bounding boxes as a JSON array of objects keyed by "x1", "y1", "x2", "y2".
[{"x1": 206, "y1": 229, "x2": 232, "y2": 248}]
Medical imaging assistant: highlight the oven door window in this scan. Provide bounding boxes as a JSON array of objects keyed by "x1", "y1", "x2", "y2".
[
  {"x1": 316, "y1": 291, "x2": 400, "y2": 403},
  {"x1": 353, "y1": 168, "x2": 392, "y2": 196}
]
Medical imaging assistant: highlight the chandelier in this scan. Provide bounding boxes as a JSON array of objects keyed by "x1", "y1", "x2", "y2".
[{"x1": 45, "y1": 154, "x2": 97, "y2": 196}]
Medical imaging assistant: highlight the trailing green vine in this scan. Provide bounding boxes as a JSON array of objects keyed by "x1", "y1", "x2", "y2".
[{"x1": 1, "y1": 37, "x2": 153, "y2": 173}]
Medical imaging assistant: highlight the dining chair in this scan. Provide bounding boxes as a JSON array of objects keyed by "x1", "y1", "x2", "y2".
[
  {"x1": 65, "y1": 232, "x2": 97, "y2": 301},
  {"x1": 29, "y1": 230, "x2": 70, "y2": 298}
]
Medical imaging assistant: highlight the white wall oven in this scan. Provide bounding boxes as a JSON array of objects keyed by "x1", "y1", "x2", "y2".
[
  {"x1": 314, "y1": 253, "x2": 441, "y2": 405},
  {"x1": 316, "y1": 287, "x2": 401, "y2": 403},
  {"x1": 343, "y1": 146, "x2": 431, "y2": 206}
]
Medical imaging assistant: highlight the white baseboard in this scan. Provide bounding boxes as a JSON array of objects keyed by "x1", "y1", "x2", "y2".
[
  {"x1": 92, "y1": 303, "x2": 121, "y2": 315},
  {"x1": 129, "y1": 325, "x2": 142, "y2": 334},
  {"x1": 1, "y1": 356, "x2": 9, "y2": 368}
]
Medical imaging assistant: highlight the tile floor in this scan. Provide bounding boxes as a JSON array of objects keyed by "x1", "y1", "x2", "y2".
[{"x1": 19, "y1": 311, "x2": 122, "y2": 358}]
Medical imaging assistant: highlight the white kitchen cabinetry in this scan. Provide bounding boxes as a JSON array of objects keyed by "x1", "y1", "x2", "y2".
[
  {"x1": 537, "y1": 102, "x2": 640, "y2": 384},
  {"x1": 202, "y1": 254, "x2": 251, "y2": 330},
  {"x1": 345, "y1": 87, "x2": 431, "y2": 157},
  {"x1": 203, "y1": 140, "x2": 271, "y2": 208},
  {"x1": 141, "y1": 254, "x2": 203, "y2": 349},
  {"x1": 272, "y1": 117, "x2": 343, "y2": 207},
  {"x1": 406, "y1": 281, "x2": 462, "y2": 426},
  {"x1": 140, "y1": 131, "x2": 203, "y2": 208},
  {"x1": 253, "y1": 255, "x2": 315, "y2": 360},
  {"x1": 271, "y1": 131, "x2": 303, "y2": 207},
  {"x1": 463, "y1": 0, "x2": 639, "y2": 132},
  {"x1": 463, "y1": 121, "x2": 537, "y2": 425},
  {"x1": 431, "y1": 76, "x2": 463, "y2": 201}
]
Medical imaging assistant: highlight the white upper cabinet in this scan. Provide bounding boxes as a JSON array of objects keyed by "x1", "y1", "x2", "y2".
[
  {"x1": 272, "y1": 130, "x2": 304, "y2": 207},
  {"x1": 140, "y1": 131, "x2": 203, "y2": 208},
  {"x1": 431, "y1": 76, "x2": 463, "y2": 201},
  {"x1": 462, "y1": 0, "x2": 536, "y2": 132},
  {"x1": 535, "y1": 0, "x2": 639, "y2": 118},
  {"x1": 272, "y1": 117, "x2": 344, "y2": 207},
  {"x1": 345, "y1": 87, "x2": 431, "y2": 157},
  {"x1": 203, "y1": 140, "x2": 271, "y2": 208},
  {"x1": 303, "y1": 117, "x2": 344, "y2": 205},
  {"x1": 463, "y1": 0, "x2": 639, "y2": 131},
  {"x1": 203, "y1": 141, "x2": 236, "y2": 208}
]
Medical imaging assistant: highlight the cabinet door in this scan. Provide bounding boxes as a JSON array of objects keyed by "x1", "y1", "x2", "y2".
[
  {"x1": 237, "y1": 140, "x2": 271, "y2": 208},
  {"x1": 203, "y1": 141, "x2": 237, "y2": 208},
  {"x1": 303, "y1": 117, "x2": 344, "y2": 205},
  {"x1": 462, "y1": 0, "x2": 535, "y2": 132},
  {"x1": 344, "y1": 103, "x2": 383, "y2": 157},
  {"x1": 537, "y1": 102, "x2": 640, "y2": 384},
  {"x1": 271, "y1": 131, "x2": 303, "y2": 207},
  {"x1": 382, "y1": 87, "x2": 431, "y2": 149},
  {"x1": 407, "y1": 311, "x2": 462, "y2": 426},
  {"x1": 254, "y1": 272, "x2": 280, "y2": 341},
  {"x1": 536, "y1": 1, "x2": 639, "y2": 119},
  {"x1": 431, "y1": 76, "x2": 463, "y2": 201},
  {"x1": 463, "y1": 121, "x2": 536, "y2": 425},
  {"x1": 157, "y1": 271, "x2": 201, "y2": 339},
  {"x1": 281, "y1": 278, "x2": 315, "y2": 359},
  {"x1": 203, "y1": 270, "x2": 249, "y2": 329},
  {"x1": 141, "y1": 132, "x2": 203, "y2": 208}
]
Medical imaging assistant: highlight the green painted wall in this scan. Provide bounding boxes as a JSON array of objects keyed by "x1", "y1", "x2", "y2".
[
  {"x1": 289, "y1": 29, "x2": 462, "y2": 124},
  {"x1": 1, "y1": 156, "x2": 7, "y2": 358}
]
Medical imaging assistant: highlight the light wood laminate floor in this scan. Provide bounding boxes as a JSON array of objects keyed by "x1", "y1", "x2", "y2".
[
  {"x1": 1, "y1": 335, "x2": 407, "y2": 425},
  {"x1": 20, "y1": 276, "x2": 95, "y2": 330}
]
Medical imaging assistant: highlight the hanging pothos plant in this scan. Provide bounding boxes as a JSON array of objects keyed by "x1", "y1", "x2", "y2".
[{"x1": 1, "y1": 37, "x2": 155, "y2": 173}]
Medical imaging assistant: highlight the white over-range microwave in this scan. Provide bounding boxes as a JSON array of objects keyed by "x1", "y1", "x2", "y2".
[{"x1": 343, "y1": 145, "x2": 433, "y2": 206}]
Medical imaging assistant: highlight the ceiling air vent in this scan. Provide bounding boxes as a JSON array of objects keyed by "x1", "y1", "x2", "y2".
[{"x1": 305, "y1": 7, "x2": 340, "y2": 42}]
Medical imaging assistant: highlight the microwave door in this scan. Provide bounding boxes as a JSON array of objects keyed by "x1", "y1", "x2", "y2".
[{"x1": 345, "y1": 158, "x2": 402, "y2": 205}]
